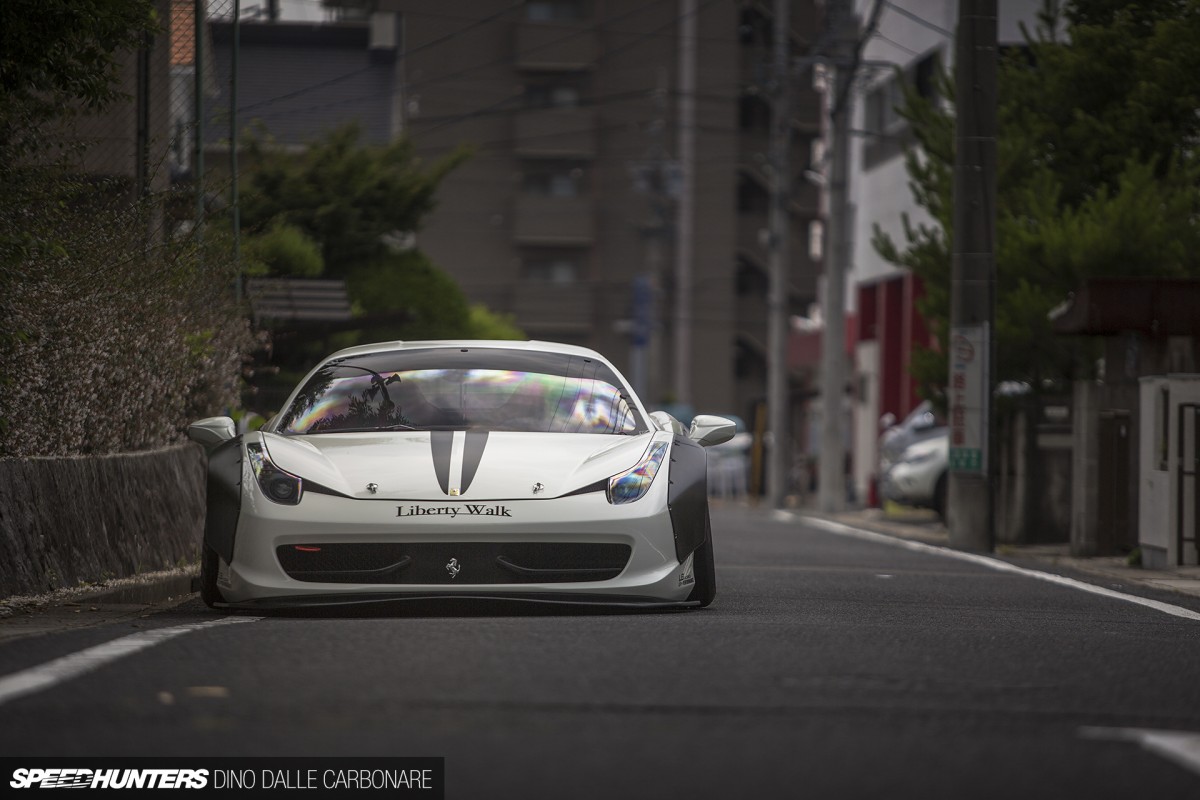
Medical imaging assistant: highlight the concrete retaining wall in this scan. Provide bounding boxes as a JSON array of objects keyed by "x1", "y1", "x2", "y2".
[{"x1": 0, "y1": 444, "x2": 205, "y2": 598}]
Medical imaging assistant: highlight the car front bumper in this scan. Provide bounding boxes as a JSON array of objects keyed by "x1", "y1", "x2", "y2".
[{"x1": 217, "y1": 486, "x2": 696, "y2": 606}]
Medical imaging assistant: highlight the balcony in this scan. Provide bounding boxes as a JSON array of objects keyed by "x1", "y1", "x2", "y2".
[
  {"x1": 513, "y1": 194, "x2": 594, "y2": 245},
  {"x1": 514, "y1": 108, "x2": 597, "y2": 158},
  {"x1": 516, "y1": 22, "x2": 598, "y2": 71},
  {"x1": 736, "y1": 213, "x2": 818, "y2": 307},
  {"x1": 511, "y1": 284, "x2": 593, "y2": 332}
]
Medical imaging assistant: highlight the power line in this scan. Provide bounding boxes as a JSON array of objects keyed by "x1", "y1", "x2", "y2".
[
  {"x1": 234, "y1": 1, "x2": 526, "y2": 116},
  {"x1": 247, "y1": 84, "x2": 741, "y2": 130},
  {"x1": 871, "y1": 30, "x2": 920, "y2": 57},
  {"x1": 228, "y1": 0, "x2": 682, "y2": 124},
  {"x1": 402, "y1": 0, "x2": 677, "y2": 95},
  {"x1": 413, "y1": 0, "x2": 725, "y2": 143},
  {"x1": 400, "y1": 3, "x2": 739, "y2": 46},
  {"x1": 882, "y1": 0, "x2": 954, "y2": 38}
]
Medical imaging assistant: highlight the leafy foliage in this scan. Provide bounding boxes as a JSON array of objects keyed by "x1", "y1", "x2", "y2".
[
  {"x1": 0, "y1": 178, "x2": 259, "y2": 457},
  {"x1": 239, "y1": 123, "x2": 523, "y2": 347},
  {"x1": 241, "y1": 124, "x2": 469, "y2": 278},
  {"x1": 347, "y1": 250, "x2": 472, "y2": 340},
  {"x1": 874, "y1": 0, "x2": 1200, "y2": 402},
  {"x1": 467, "y1": 304, "x2": 526, "y2": 340},
  {"x1": 242, "y1": 221, "x2": 324, "y2": 278},
  {"x1": 0, "y1": 0, "x2": 256, "y2": 457},
  {"x1": 0, "y1": 0, "x2": 158, "y2": 168}
]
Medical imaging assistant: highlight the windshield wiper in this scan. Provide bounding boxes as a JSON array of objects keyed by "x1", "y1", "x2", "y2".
[{"x1": 301, "y1": 423, "x2": 419, "y2": 434}]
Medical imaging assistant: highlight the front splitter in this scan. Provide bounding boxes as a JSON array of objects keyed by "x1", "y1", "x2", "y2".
[{"x1": 214, "y1": 591, "x2": 701, "y2": 611}]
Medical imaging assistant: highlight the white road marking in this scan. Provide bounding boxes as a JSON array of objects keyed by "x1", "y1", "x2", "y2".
[
  {"x1": 798, "y1": 515, "x2": 1200, "y2": 623},
  {"x1": 1081, "y1": 727, "x2": 1200, "y2": 777},
  {"x1": 0, "y1": 616, "x2": 261, "y2": 707}
]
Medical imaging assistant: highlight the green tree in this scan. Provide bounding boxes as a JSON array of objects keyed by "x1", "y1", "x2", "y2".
[
  {"x1": 241, "y1": 123, "x2": 523, "y2": 342},
  {"x1": 242, "y1": 124, "x2": 468, "y2": 277},
  {"x1": 347, "y1": 250, "x2": 473, "y2": 340},
  {"x1": 874, "y1": 0, "x2": 1200, "y2": 404},
  {"x1": 0, "y1": 0, "x2": 157, "y2": 169},
  {"x1": 242, "y1": 221, "x2": 324, "y2": 278},
  {"x1": 467, "y1": 304, "x2": 526, "y2": 340}
]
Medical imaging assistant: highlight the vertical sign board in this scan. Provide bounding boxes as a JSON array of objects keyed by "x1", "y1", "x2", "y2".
[{"x1": 949, "y1": 324, "x2": 988, "y2": 474}]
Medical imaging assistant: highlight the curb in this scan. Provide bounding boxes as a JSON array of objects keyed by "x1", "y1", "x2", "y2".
[
  {"x1": 801, "y1": 509, "x2": 1200, "y2": 601},
  {"x1": 0, "y1": 568, "x2": 200, "y2": 619}
]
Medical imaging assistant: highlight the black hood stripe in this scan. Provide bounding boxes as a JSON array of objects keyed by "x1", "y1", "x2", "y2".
[
  {"x1": 460, "y1": 431, "x2": 489, "y2": 494},
  {"x1": 430, "y1": 431, "x2": 453, "y2": 495}
]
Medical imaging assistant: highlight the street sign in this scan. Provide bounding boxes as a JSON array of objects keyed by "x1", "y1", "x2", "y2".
[{"x1": 949, "y1": 323, "x2": 988, "y2": 475}]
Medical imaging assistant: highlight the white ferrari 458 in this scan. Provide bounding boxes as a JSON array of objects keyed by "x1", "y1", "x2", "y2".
[{"x1": 188, "y1": 340, "x2": 735, "y2": 610}]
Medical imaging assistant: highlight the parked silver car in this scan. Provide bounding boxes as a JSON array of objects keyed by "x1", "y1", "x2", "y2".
[
  {"x1": 880, "y1": 429, "x2": 948, "y2": 518},
  {"x1": 878, "y1": 401, "x2": 944, "y2": 476}
]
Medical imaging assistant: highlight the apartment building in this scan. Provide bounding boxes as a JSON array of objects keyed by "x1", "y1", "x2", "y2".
[{"x1": 385, "y1": 0, "x2": 824, "y2": 424}]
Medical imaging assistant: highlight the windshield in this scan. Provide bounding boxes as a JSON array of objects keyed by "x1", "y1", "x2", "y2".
[{"x1": 277, "y1": 348, "x2": 645, "y2": 436}]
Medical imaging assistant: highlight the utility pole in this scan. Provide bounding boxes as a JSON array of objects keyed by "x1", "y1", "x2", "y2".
[
  {"x1": 632, "y1": 69, "x2": 674, "y2": 406},
  {"x1": 193, "y1": 0, "x2": 205, "y2": 248},
  {"x1": 817, "y1": 1, "x2": 856, "y2": 514},
  {"x1": 817, "y1": 0, "x2": 883, "y2": 512},
  {"x1": 231, "y1": 0, "x2": 242, "y2": 303},
  {"x1": 947, "y1": 0, "x2": 997, "y2": 551},
  {"x1": 766, "y1": 0, "x2": 792, "y2": 509},
  {"x1": 673, "y1": 0, "x2": 697, "y2": 409}
]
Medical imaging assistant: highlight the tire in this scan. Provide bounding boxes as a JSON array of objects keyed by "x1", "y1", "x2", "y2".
[
  {"x1": 932, "y1": 472, "x2": 948, "y2": 521},
  {"x1": 687, "y1": 513, "x2": 717, "y2": 607},
  {"x1": 199, "y1": 543, "x2": 229, "y2": 610}
]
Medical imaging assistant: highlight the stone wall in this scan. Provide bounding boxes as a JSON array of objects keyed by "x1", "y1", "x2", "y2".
[{"x1": 0, "y1": 444, "x2": 205, "y2": 598}]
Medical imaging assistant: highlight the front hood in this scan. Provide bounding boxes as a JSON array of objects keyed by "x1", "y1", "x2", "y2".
[{"x1": 259, "y1": 430, "x2": 657, "y2": 500}]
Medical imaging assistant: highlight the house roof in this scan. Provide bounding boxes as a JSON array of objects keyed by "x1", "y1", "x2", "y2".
[{"x1": 1049, "y1": 278, "x2": 1200, "y2": 337}]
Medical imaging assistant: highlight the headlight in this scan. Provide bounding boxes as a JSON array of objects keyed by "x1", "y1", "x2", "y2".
[
  {"x1": 606, "y1": 441, "x2": 668, "y2": 505},
  {"x1": 246, "y1": 442, "x2": 303, "y2": 505}
]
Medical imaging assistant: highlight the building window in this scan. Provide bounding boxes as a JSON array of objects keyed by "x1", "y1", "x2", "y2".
[
  {"x1": 808, "y1": 219, "x2": 824, "y2": 262},
  {"x1": 810, "y1": 138, "x2": 825, "y2": 170},
  {"x1": 523, "y1": 162, "x2": 587, "y2": 197},
  {"x1": 525, "y1": 1, "x2": 589, "y2": 22},
  {"x1": 523, "y1": 253, "x2": 581, "y2": 284},
  {"x1": 736, "y1": 257, "x2": 767, "y2": 297},
  {"x1": 524, "y1": 78, "x2": 586, "y2": 108},
  {"x1": 736, "y1": 173, "x2": 768, "y2": 214},
  {"x1": 913, "y1": 49, "x2": 941, "y2": 101},
  {"x1": 738, "y1": 94, "x2": 771, "y2": 133},
  {"x1": 738, "y1": 7, "x2": 771, "y2": 46},
  {"x1": 865, "y1": 77, "x2": 904, "y2": 137}
]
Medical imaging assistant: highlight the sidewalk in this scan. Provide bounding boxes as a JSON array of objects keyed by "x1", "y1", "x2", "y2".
[
  {"x1": 813, "y1": 506, "x2": 1200, "y2": 601},
  {"x1": 0, "y1": 568, "x2": 198, "y2": 644}
]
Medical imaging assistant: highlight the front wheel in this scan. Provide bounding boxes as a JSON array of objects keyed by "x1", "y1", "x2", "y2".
[
  {"x1": 687, "y1": 514, "x2": 717, "y2": 607},
  {"x1": 199, "y1": 543, "x2": 229, "y2": 610}
]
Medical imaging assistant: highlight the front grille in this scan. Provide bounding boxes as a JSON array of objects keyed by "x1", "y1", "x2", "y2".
[{"x1": 276, "y1": 542, "x2": 631, "y2": 584}]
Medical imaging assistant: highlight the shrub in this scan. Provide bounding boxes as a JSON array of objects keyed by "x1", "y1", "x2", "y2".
[{"x1": 0, "y1": 174, "x2": 258, "y2": 457}]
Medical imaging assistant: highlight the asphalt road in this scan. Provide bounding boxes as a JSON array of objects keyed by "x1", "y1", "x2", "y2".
[{"x1": 3, "y1": 506, "x2": 1200, "y2": 799}]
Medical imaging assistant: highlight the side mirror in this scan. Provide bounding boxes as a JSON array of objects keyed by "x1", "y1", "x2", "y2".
[
  {"x1": 913, "y1": 411, "x2": 936, "y2": 431},
  {"x1": 688, "y1": 414, "x2": 736, "y2": 447},
  {"x1": 879, "y1": 412, "x2": 897, "y2": 431},
  {"x1": 188, "y1": 416, "x2": 236, "y2": 450},
  {"x1": 649, "y1": 410, "x2": 687, "y2": 435}
]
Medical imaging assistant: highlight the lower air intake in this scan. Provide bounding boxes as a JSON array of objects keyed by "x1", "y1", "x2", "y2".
[{"x1": 277, "y1": 542, "x2": 632, "y2": 584}]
